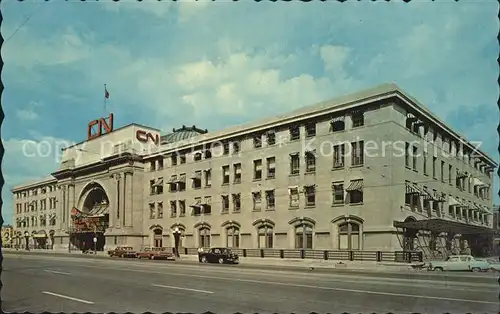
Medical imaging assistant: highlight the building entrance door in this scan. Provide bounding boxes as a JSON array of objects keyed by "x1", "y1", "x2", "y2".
[{"x1": 153, "y1": 228, "x2": 163, "y2": 247}]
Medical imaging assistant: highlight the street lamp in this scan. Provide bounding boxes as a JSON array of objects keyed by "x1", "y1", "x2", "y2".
[
  {"x1": 173, "y1": 227, "x2": 181, "y2": 257},
  {"x1": 24, "y1": 231, "x2": 30, "y2": 251}
]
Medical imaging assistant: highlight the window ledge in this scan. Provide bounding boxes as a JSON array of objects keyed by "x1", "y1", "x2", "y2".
[
  {"x1": 332, "y1": 167, "x2": 345, "y2": 171},
  {"x1": 350, "y1": 165, "x2": 363, "y2": 169},
  {"x1": 305, "y1": 171, "x2": 316, "y2": 175},
  {"x1": 331, "y1": 204, "x2": 344, "y2": 207},
  {"x1": 221, "y1": 211, "x2": 229, "y2": 215},
  {"x1": 288, "y1": 206, "x2": 299, "y2": 210},
  {"x1": 266, "y1": 176, "x2": 276, "y2": 180},
  {"x1": 265, "y1": 208, "x2": 275, "y2": 211},
  {"x1": 253, "y1": 179, "x2": 262, "y2": 182},
  {"x1": 304, "y1": 205, "x2": 316, "y2": 209},
  {"x1": 412, "y1": 169, "x2": 418, "y2": 173},
  {"x1": 289, "y1": 173, "x2": 300, "y2": 177},
  {"x1": 221, "y1": 183, "x2": 229, "y2": 186},
  {"x1": 349, "y1": 202, "x2": 364, "y2": 206},
  {"x1": 351, "y1": 125, "x2": 366, "y2": 130},
  {"x1": 405, "y1": 166, "x2": 412, "y2": 170},
  {"x1": 252, "y1": 209, "x2": 262, "y2": 212},
  {"x1": 233, "y1": 181, "x2": 241, "y2": 185}
]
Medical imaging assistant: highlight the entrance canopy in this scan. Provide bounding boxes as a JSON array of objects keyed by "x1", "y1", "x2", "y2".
[{"x1": 393, "y1": 218, "x2": 495, "y2": 236}]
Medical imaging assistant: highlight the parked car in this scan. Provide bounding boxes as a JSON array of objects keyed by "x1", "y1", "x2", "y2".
[
  {"x1": 137, "y1": 247, "x2": 175, "y2": 260},
  {"x1": 428, "y1": 255, "x2": 490, "y2": 272},
  {"x1": 108, "y1": 246, "x2": 137, "y2": 258},
  {"x1": 476, "y1": 258, "x2": 500, "y2": 272},
  {"x1": 198, "y1": 247, "x2": 239, "y2": 264}
]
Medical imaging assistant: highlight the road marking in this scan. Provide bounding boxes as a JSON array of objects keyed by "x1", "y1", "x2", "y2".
[
  {"x1": 42, "y1": 291, "x2": 94, "y2": 304},
  {"x1": 44, "y1": 270, "x2": 71, "y2": 275},
  {"x1": 152, "y1": 284, "x2": 213, "y2": 294}
]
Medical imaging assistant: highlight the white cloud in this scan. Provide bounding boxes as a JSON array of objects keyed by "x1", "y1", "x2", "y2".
[{"x1": 16, "y1": 108, "x2": 38, "y2": 121}]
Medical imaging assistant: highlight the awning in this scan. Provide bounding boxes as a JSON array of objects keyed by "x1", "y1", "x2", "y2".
[
  {"x1": 405, "y1": 182, "x2": 425, "y2": 195},
  {"x1": 422, "y1": 186, "x2": 433, "y2": 200},
  {"x1": 168, "y1": 176, "x2": 177, "y2": 184},
  {"x1": 191, "y1": 172, "x2": 202, "y2": 180},
  {"x1": 346, "y1": 180, "x2": 363, "y2": 192},
  {"x1": 32, "y1": 234, "x2": 47, "y2": 239},
  {"x1": 153, "y1": 178, "x2": 163, "y2": 187},
  {"x1": 304, "y1": 149, "x2": 316, "y2": 156},
  {"x1": 190, "y1": 199, "x2": 201, "y2": 208},
  {"x1": 473, "y1": 178, "x2": 486, "y2": 187},
  {"x1": 89, "y1": 204, "x2": 109, "y2": 216},
  {"x1": 330, "y1": 115, "x2": 345, "y2": 123},
  {"x1": 456, "y1": 171, "x2": 467, "y2": 179},
  {"x1": 289, "y1": 152, "x2": 299, "y2": 157},
  {"x1": 204, "y1": 197, "x2": 212, "y2": 206},
  {"x1": 393, "y1": 218, "x2": 494, "y2": 235},
  {"x1": 178, "y1": 174, "x2": 186, "y2": 184},
  {"x1": 433, "y1": 191, "x2": 446, "y2": 202},
  {"x1": 448, "y1": 195, "x2": 459, "y2": 206}
]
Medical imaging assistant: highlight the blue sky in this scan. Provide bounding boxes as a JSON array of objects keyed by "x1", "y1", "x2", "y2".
[{"x1": 1, "y1": 0, "x2": 498, "y2": 225}]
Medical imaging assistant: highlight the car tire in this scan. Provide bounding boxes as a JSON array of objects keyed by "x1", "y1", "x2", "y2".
[
  {"x1": 218, "y1": 258, "x2": 224, "y2": 264},
  {"x1": 471, "y1": 267, "x2": 480, "y2": 272},
  {"x1": 434, "y1": 267, "x2": 443, "y2": 272},
  {"x1": 151, "y1": 255, "x2": 155, "y2": 260},
  {"x1": 201, "y1": 256, "x2": 208, "y2": 263}
]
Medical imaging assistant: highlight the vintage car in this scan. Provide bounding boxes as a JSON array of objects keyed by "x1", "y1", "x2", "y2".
[
  {"x1": 137, "y1": 247, "x2": 175, "y2": 260},
  {"x1": 428, "y1": 255, "x2": 491, "y2": 272},
  {"x1": 108, "y1": 246, "x2": 137, "y2": 258},
  {"x1": 198, "y1": 247, "x2": 239, "y2": 264}
]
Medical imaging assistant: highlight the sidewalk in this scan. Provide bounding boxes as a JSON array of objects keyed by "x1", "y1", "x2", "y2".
[{"x1": 3, "y1": 248, "x2": 416, "y2": 272}]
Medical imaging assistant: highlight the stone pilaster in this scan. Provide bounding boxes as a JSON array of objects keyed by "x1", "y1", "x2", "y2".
[{"x1": 124, "y1": 171, "x2": 134, "y2": 227}]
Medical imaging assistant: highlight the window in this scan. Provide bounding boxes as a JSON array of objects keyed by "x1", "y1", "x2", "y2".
[
  {"x1": 295, "y1": 224, "x2": 313, "y2": 249},
  {"x1": 333, "y1": 144, "x2": 345, "y2": 168},
  {"x1": 171, "y1": 153, "x2": 177, "y2": 166},
  {"x1": 194, "y1": 152, "x2": 202, "y2": 162},
  {"x1": 203, "y1": 196, "x2": 212, "y2": 215},
  {"x1": 253, "y1": 135, "x2": 262, "y2": 148},
  {"x1": 412, "y1": 146, "x2": 418, "y2": 170},
  {"x1": 226, "y1": 226, "x2": 240, "y2": 248},
  {"x1": 199, "y1": 227, "x2": 211, "y2": 248},
  {"x1": 347, "y1": 179, "x2": 363, "y2": 204},
  {"x1": 204, "y1": 150, "x2": 212, "y2": 159},
  {"x1": 223, "y1": 142, "x2": 230, "y2": 155},
  {"x1": 252, "y1": 191, "x2": 261, "y2": 211},
  {"x1": 180, "y1": 154, "x2": 186, "y2": 164},
  {"x1": 233, "y1": 163, "x2": 242, "y2": 183},
  {"x1": 351, "y1": 111, "x2": 364, "y2": 128},
  {"x1": 192, "y1": 198, "x2": 202, "y2": 216},
  {"x1": 192, "y1": 171, "x2": 202, "y2": 189},
  {"x1": 170, "y1": 201, "x2": 177, "y2": 217},
  {"x1": 289, "y1": 187, "x2": 299, "y2": 208},
  {"x1": 157, "y1": 202, "x2": 163, "y2": 219},
  {"x1": 304, "y1": 185, "x2": 316, "y2": 206},
  {"x1": 204, "y1": 169, "x2": 212, "y2": 187},
  {"x1": 290, "y1": 153, "x2": 300, "y2": 175},
  {"x1": 305, "y1": 122, "x2": 316, "y2": 137},
  {"x1": 222, "y1": 195, "x2": 230, "y2": 213},
  {"x1": 305, "y1": 151, "x2": 316, "y2": 173},
  {"x1": 267, "y1": 131, "x2": 276, "y2": 145},
  {"x1": 351, "y1": 141, "x2": 364, "y2": 166},
  {"x1": 222, "y1": 165, "x2": 230, "y2": 185},
  {"x1": 178, "y1": 174, "x2": 186, "y2": 192},
  {"x1": 150, "y1": 161, "x2": 156, "y2": 171},
  {"x1": 440, "y1": 161, "x2": 445, "y2": 182},
  {"x1": 232, "y1": 193, "x2": 241, "y2": 212},
  {"x1": 257, "y1": 225, "x2": 273, "y2": 248},
  {"x1": 179, "y1": 200, "x2": 186, "y2": 216},
  {"x1": 338, "y1": 222, "x2": 360, "y2": 250},
  {"x1": 423, "y1": 152, "x2": 428, "y2": 175},
  {"x1": 289, "y1": 125, "x2": 300, "y2": 141},
  {"x1": 405, "y1": 142, "x2": 410, "y2": 167},
  {"x1": 149, "y1": 203, "x2": 155, "y2": 219},
  {"x1": 169, "y1": 175, "x2": 178, "y2": 192},
  {"x1": 330, "y1": 116, "x2": 345, "y2": 132},
  {"x1": 149, "y1": 179, "x2": 155, "y2": 195},
  {"x1": 432, "y1": 156, "x2": 437, "y2": 178},
  {"x1": 266, "y1": 157, "x2": 276, "y2": 179},
  {"x1": 332, "y1": 182, "x2": 344, "y2": 205},
  {"x1": 253, "y1": 159, "x2": 262, "y2": 180},
  {"x1": 232, "y1": 141, "x2": 240, "y2": 154},
  {"x1": 448, "y1": 164, "x2": 452, "y2": 184},
  {"x1": 150, "y1": 177, "x2": 164, "y2": 195},
  {"x1": 265, "y1": 190, "x2": 275, "y2": 209}
]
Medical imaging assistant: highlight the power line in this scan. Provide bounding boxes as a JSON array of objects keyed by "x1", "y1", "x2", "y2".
[{"x1": 3, "y1": 2, "x2": 42, "y2": 44}]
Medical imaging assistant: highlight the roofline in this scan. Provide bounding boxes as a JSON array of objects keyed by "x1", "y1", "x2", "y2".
[
  {"x1": 62, "y1": 123, "x2": 161, "y2": 151},
  {"x1": 145, "y1": 83, "x2": 497, "y2": 166},
  {"x1": 11, "y1": 176, "x2": 57, "y2": 193}
]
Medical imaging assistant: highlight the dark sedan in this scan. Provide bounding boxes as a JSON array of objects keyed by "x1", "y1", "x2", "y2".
[{"x1": 198, "y1": 247, "x2": 239, "y2": 264}]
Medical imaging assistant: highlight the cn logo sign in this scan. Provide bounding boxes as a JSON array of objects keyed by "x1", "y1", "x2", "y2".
[{"x1": 136, "y1": 130, "x2": 160, "y2": 145}]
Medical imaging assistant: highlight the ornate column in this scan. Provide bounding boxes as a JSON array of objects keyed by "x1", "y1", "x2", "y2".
[{"x1": 124, "y1": 171, "x2": 133, "y2": 227}]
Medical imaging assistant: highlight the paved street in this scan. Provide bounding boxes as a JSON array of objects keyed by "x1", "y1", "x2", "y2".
[{"x1": 2, "y1": 253, "x2": 499, "y2": 313}]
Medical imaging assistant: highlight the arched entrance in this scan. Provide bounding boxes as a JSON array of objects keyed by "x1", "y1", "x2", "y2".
[
  {"x1": 153, "y1": 228, "x2": 163, "y2": 248},
  {"x1": 34, "y1": 230, "x2": 48, "y2": 249},
  {"x1": 71, "y1": 182, "x2": 110, "y2": 251},
  {"x1": 402, "y1": 216, "x2": 418, "y2": 251}
]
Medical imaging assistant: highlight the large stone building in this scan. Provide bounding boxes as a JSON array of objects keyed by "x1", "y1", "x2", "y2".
[{"x1": 11, "y1": 83, "x2": 497, "y2": 258}]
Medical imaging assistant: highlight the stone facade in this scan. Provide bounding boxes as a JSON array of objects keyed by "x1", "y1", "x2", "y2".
[{"x1": 11, "y1": 83, "x2": 497, "y2": 253}]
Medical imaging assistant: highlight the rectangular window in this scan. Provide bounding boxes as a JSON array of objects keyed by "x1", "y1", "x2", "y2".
[
  {"x1": 412, "y1": 146, "x2": 418, "y2": 170},
  {"x1": 423, "y1": 152, "x2": 428, "y2": 175},
  {"x1": 351, "y1": 141, "x2": 364, "y2": 166},
  {"x1": 448, "y1": 164, "x2": 452, "y2": 184},
  {"x1": 233, "y1": 163, "x2": 242, "y2": 183},
  {"x1": 405, "y1": 142, "x2": 410, "y2": 167},
  {"x1": 289, "y1": 187, "x2": 299, "y2": 208},
  {"x1": 432, "y1": 156, "x2": 437, "y2": 178},
  {"x1": 332, "y1": 182, "x2": 344, "y2": 205},
  {"x1": 253, "y1": 135, "x2": 262, "y2": 148},
  {"x1": 232, "y1": 193, "x2": 241, "y2": 212},
  {"x1": 290, "y1": 153, "x2": 300, "y2": 175},
  {"x1": 304, "y1": 186, "x2": 316, "y2": 207},
  {"x1": 265, "y1": 190, "x2": 275, "y2": 209},
  {"x1": 222, "y1": 165, "x2": 230, "y2": 185},
  {"x1": 305, "y1": 151, "x2": 316, "y2": 173},
  {"x1": 253, "y1": 159, "x2": 262, "y2": 180},
  {"x1": 333, "y1": 144, "x2": 345, "y2": 168},
  {"x1": 351, "y1": 111, "x2": 364, "y2": 128},
  {"x1": 289, "y1": 126, "x2": 300, "y2": 141},
  {"x1": 179, "y1": 200, "x2": 186, "y2": 216},
  {"x1": 232, "y1": 141, "x2": 240, "y2": 154},
  {"x1": 266, "y1": 157, "x2": 276, "y2": 179},
  {"x1": 252, "y1": 191, "x2": 262, "y2": 211},
  {"x1": 266, "y1": 131, "x2": 276, "y2": 145},
  {"x1": 222, "y1": 195, "x2": 229, "y2": 213},
  {"x1": 204, "y1": 169, "x2": 212, "y2": 187},
  {"x1": 171, "y1": 153, "x2": 178, "y2": 166},
  {"x1": 305, "y1": 122, "x2": 316, "y2": 137},
  {"x1": 223, "y1": 142, "x2": 230, "y2": 155},
  {"x1": 441, "y1": 161, "x2": 445, "y2": 182},
  {"x1": 192, "y1": 171, "x2": 202, "y2": 189},
  {"x1": 170, "y1": 201, "x2": 176, "y2": 218}
]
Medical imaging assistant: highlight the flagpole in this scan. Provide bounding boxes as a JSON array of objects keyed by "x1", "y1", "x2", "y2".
[{"x1": 104, "y1": 84, "x2": 107, "y2": 114}]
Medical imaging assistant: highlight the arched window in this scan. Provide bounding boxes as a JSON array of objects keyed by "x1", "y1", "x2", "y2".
[
  {"x1": 226, "y1": 226, "x2": 240, "y2": 248},
  {"x1": 338, "y1": 222, "x2": 360, "y2": 250},
  {"x1": 295, "y1": 224, "x2": 313, "y2": 249},
  {"x1": 199, "y1": 227, "x2": 211, "y2": 248},
  {"x1": 258, "y1": 225, "x2": 273, "y2": 248}
]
